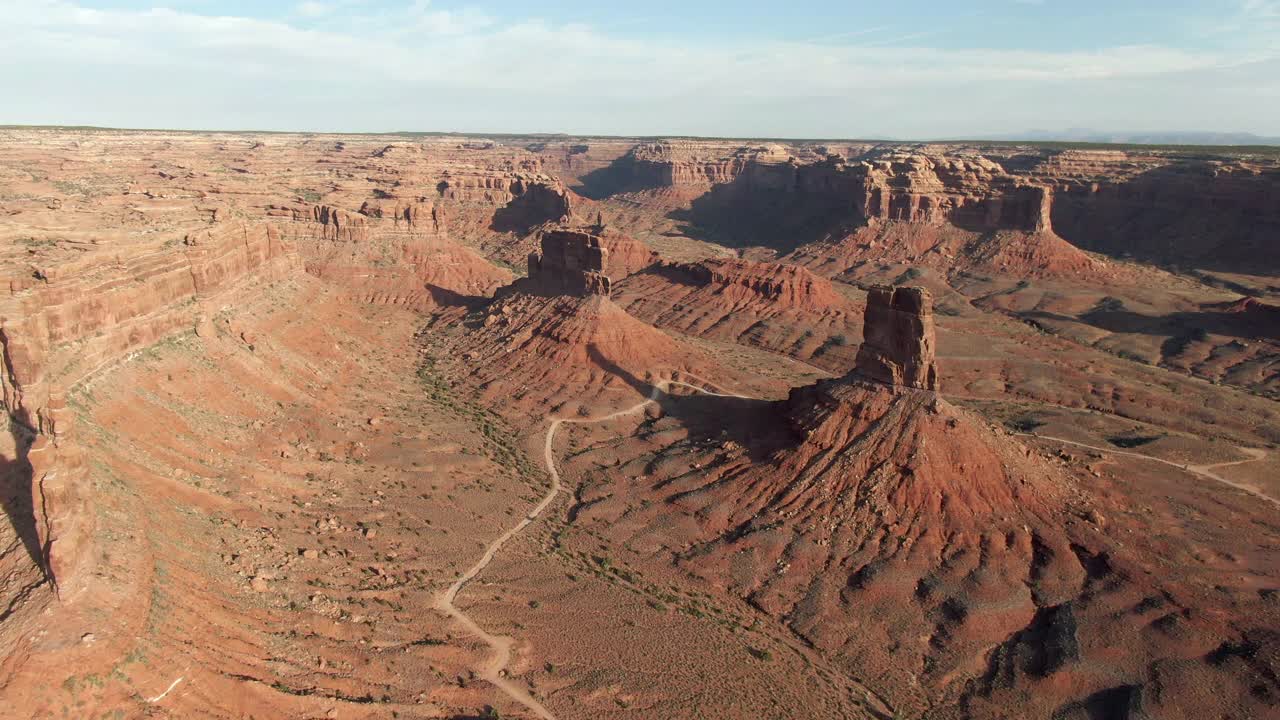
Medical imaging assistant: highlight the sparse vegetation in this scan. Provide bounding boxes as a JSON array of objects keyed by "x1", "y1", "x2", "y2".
[
  {"x1": 1107, "y1": 435, "x2": 1161, "y2": 449},
  {"x1": 1008, "y1": 417, "x2": 1046, "y2": 433}
]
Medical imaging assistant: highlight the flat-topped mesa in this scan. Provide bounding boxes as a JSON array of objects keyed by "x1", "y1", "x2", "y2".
[
  {"x1": 525, "y1": 229, "x2": 612, "y2": 297},
  {"x1": 853, "y1": 285, "x2": 938, "y2": 391}
]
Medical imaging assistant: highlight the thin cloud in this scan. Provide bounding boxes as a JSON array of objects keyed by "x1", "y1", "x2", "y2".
[{"x1": 1, "y1": 0, "x2": 1276, "y2": 137}]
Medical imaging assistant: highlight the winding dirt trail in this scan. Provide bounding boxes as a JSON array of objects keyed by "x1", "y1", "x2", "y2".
[
  {"x1": 435, "y1": 386, "x2": 668, "y2": 719},
  {"x1": 438, "y1": 376, "x2": 897, "y2": 720},
  {"x1": 1021, "y1": 433, "x2": 1275, "y2": 509}
]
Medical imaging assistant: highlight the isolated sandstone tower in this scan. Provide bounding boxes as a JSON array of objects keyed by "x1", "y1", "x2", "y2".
[
  {"x1": 854, "y1": 285, "x2": 939, "y2": 390},
  {"x1": 525, "y1": 229, "x2": 613, "y2": 297}
]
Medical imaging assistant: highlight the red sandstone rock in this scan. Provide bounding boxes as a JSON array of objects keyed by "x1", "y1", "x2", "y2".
[
  {"x1": 458, "y1": 231, "x2": 722, "y2": 411},
  {"x1": 1, "y1": 130, "x2": 1276, "y2": 720},
  {"x1": 0, "y1": 221, "x2": 298, "y2": 591},
  {"x1": 295, "y1": 204, "x2": 371, "y2": 243},
  {"x1": 454, "y1": 292, "x2": 708, "y2": 412},
  {"x1": 595, "y1": 229, "x2": 658, "y2": 281},
  {"x1": 488, "y1": 178, "x2": 574, "y2": 234},
  {"x1": 612, "y1": 257, "x2": 860, "y2": 370},
  {"x1": 563, "y1": 264, "x2": 1276, "y2": 718},
  {"x1": 853, "y1": 285, "x2": 938, "y2": 390},
  {"x1": 521, "y1": 229, "x2": 614, "y2": 298},
  {"x1": 281, "y1": 202, "x2": 511, "y2": 307},
  {"x1": 572, "y1": 284, "x2": 1082, "y2": 717},
  {"x1": 358, "y1": 198, "x2": 447, "y2": 233}
]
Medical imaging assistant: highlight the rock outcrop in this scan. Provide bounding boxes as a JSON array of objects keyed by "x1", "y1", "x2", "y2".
[
  {"x1": 569, "y1": 283, "x2": 1084, "y2": 717},
  {"x1": 853, "y1": 285, "x2": 938, "y2": 390},
  {"x1": 287, "y1": 204, "x2": 371, "y2": 243},
  {"x1": 458, "y1": 229, "x2": 720, "y2": 413},
  {"x1": 626, "y1": 142, "x2": 757, "y2": 187},
  {"x1": 522, "y1": 230, "x2": 613, "y2": 297},
  {"x1": 1021, "y1": 152, "x2": 1280, "y2": 272},
  {"x1": 488, "y1": 177, "x2": 575, "y2": 234},
  {"x1": 1215, "y1": 296, "x2": 1280, "y2": 337},
  {"x1": 590, "y1": 141, "x2": 1280, "y2": 276},
  {"x1": 676, "y1": 258, "x2": 844, "y2": 308},
  {"x1": 594, "y1": 229, "x2": 658, "y2": 281},
  {"x1": 277, "y1": 202, "x2": 511, "y2": 307},
  {"x1": 852, "y1": 151, "x2": 1054, "y2": 233},
  {"x1": 0, "y1": 222, "x2": 299, "y2": 589},
  {"x1": 612, "y1": 258, "x2": 860, "y2": 371},
  {"x1": 358, "y1": 198, "x2": 448, "y2": 233}
]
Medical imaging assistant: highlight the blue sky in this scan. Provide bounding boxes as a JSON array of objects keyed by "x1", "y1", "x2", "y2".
[{"x1": 3, "y1": 1, "x2": 1278, "y2": 137}]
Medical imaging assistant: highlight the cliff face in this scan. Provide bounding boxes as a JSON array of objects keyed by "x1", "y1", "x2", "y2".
[
  {"x1": 601, "y1": 146, "x2": 1057, "y2": 238},
  {"x1": 277, "y1": 202, "x2": 511, "y2": 307},
  {"x1": 288, "y1": 204, "x2": 372, "y2": 243},
  {"x1": 1028, "y1": 153, "x2": 1280, "y2": 271},
  {"x1": 0, "y1": 222, "x2": 299, "y2": 589},
  {"x1": 486, "y1": 177, "x2": 575, "y2": 234},
  {"x1": 589, "y1": 142, "x2": 1280, "y2": 275},
  {"x1": 853, "y1": 285, "x2": 939, "y2": 390},
  {"x1": 521, "y1": 230, "x2": 614, "y2": 298},
  {"x1": 358, "y1": 198, "x2": 448, "y2": 233},
  {"x1": 626, "y1": 142, "x2": 757, "y2": 187},
  {"x1": 594, "y1": 229, "x2": 658, "y2": 281},
  {"x1": 842, "y1": 152, "x2": 1053, "y2": 233}
]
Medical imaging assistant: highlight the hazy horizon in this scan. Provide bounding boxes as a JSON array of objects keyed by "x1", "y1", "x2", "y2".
[
  {"x1": 4, "y1": 1, "x2": 1279, "y2": 139},
  {"x1": 5, "y1": 123, "x2": 1280, "y2": 149}
]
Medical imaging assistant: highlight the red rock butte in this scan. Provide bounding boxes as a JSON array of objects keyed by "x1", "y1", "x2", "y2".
[
  {"x1": 853, "y1": 285, "x2": 939, "y2": 391},
  {"x1": 525, "y1": 229, "x2": 613, "y2": 297}
]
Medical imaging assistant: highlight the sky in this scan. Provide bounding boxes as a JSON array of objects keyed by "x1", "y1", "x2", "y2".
[{"x1": 2, "y1": 0, "x2": 1278, "y2": 139}]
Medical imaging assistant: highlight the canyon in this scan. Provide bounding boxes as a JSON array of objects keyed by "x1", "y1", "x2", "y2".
[{"x1": 0, "y1": 128, "x2": 1277, "y2": 719}]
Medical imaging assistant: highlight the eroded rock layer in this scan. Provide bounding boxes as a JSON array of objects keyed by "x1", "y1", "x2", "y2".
[
  {"x1": 0, "y1": 221, "x2": 298, "y2": 589},
  {"x1": 276, "y1": 202, "x2": 511, "y2": 307},
  {"x1": 0, "y1": 129, "x2": 1277, "y2": 720},
  {"x1": 854, "y1": 285, "x2": 938, "y2": 390},
  {"x1": 613, "y1": 258, "x2": 861, "y2": 370},
  {"x1": 522, "y1": 229, "x2": 614, "y2": 298},
  {"x1": 560, "y1": 284, "x2": 1278, "y2": 719}
]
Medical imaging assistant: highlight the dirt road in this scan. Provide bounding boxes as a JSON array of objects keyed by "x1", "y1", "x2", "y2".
[
  {"x1": 435, "y1": 386, "x2": 665, "y2": 719},
  {"x1": 1021, "y1": 434, "x2": 1274, "y2": 508}
]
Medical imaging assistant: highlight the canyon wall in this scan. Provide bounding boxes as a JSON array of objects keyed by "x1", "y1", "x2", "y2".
[
  {"x1": 275, "y1": 203, "x2": 511, "y2": 307},
  {"x1": 1027, "y1": 153, "x2": 1280, "y2": 271},
  {"x1": 588, "y1": 142, "x2": 1279, "y2": 273},
  {"x1": 0, "y1": 223, "x2": 299, "y2": 589}
]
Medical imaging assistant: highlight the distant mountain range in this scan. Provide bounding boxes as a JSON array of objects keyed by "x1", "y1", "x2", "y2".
[{"x1": 983, "y1": 129, "x2": 1280, "y2": 146}]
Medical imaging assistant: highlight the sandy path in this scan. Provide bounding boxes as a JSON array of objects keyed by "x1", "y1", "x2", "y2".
[
  {"x1": 439, "y1": 377, "x2": 897, "y2": 720},
  {"x1": 1020, "y1": 434, "x2": 1275, "y2": 508},
  {"x1": 435, "y1": 387, "x2": 665, "y2": 719}
]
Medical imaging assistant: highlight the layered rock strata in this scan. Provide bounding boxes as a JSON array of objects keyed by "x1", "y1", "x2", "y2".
[
  {"x1": 853, "y1": 285, "x2": 938, "y2": 390},
  {"x1": 0, "y1": 222, "x2": 299, "y2": 588},
  {"x1": 275, "y1": 203, "x2": 511, "y2": 307},
  {"x1": 612, "y1": 258, "x2": 860, "y2": 371},
  {"x1": 523, "y1": 230, "x2": 613, "y2": 297}
]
